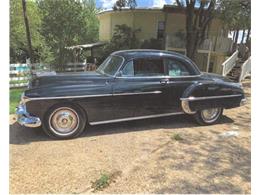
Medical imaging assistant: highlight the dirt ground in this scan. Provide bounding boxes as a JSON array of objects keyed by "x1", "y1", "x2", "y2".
[{"x1": 9, "y1": 80, "x2": 251, "y2": 194}]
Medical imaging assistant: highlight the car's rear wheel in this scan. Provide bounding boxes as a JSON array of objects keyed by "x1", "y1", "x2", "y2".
[
  {"x1": 42, "y1": 103, "x2": 86, "y2": 139},
  {"x1": 193, "y1": 107, "x2": 223, "y2": 125}
]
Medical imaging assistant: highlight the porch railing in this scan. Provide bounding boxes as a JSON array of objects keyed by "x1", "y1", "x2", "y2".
[
  {"x1": 239, "y1": 57, "x2": 251, "y2": 82},
  {"x1": 222, "y1": 50, "x2": 239, "y2": 76}
]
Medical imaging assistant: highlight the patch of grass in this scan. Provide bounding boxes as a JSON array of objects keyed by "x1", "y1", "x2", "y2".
[
  {"x1": 10, "y1": 88, "x2": 25, "y2": 114},
  {"x1": 91, "y1": 171, "x2": 122, "y2": 191},
  {"x1": 92, "y1": 173, "x2": 110, "y2": 191},
  {"x1": 171, "y1": 133, "x2": 184, "y2": 141}
]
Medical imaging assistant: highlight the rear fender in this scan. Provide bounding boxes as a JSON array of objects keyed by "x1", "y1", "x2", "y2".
[{"x1": 181, "y1": 81, "x2": 244, "y2": 114}]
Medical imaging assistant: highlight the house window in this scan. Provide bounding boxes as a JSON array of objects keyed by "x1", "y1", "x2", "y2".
[{"x1": 157, "y1": 21, "x2": 165, "y2": 40}]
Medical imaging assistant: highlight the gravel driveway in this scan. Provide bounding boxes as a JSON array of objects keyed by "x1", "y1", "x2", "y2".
[{"x1": 9, "y1": 80, "x2": 251, "y2": 194}]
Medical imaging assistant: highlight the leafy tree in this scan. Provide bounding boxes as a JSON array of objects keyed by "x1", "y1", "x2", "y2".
[
  {"x1": 140, "y1": 38, "x2": 163, "y2": 50},
  {"x1": 175, "y1": 0, "x2": 216, "y2": 61},
  {"x1": 37, "y1": 0, "x2": 99, "y2": 70},
  {"x1": 10, "y1": 0, "x2": 52, "y2": 63},
  {"x1": 100, "y1": 24, "x2": 140, "y2": 62},
  {"x1": 218, "y1": 0, "x2": 251, "y2": 48},
  {"x1": 113, "y1": 0, "x2": 137, "y2": 10}
]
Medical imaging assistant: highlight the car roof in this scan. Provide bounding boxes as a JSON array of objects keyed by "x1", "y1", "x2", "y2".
[
  {"x1": 111, "y1": 49, "x2": 187, "y2": 61},
  {"x1": 111, "y1": 49, "x2": 201, "y2": 75}
]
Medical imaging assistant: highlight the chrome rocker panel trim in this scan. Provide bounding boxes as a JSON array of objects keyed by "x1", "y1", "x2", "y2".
[
  {"x1": 181, "y1": 94, "x2": 243, "y2": 114},
  {"x1": 89, "y1": 112, "x2": 184, "y2": 125},
  {"x1": 16, "y1": 104, "x2": 41, "y2": 128}
]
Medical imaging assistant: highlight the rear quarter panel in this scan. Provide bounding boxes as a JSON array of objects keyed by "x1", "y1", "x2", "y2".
[{"x1": 181, "y1": 81, "x2": 244, "y2": 112}]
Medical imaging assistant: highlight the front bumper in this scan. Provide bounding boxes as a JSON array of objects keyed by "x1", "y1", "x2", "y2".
[{"x1": 16, "y1": 104, "x2": 41, "y2": 128}]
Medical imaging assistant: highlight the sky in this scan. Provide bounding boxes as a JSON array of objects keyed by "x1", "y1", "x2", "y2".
[{"x1": 96, "y1": 0, "x2": 175, "y2": 9}]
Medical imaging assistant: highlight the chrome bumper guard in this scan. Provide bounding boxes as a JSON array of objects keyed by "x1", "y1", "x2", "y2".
[
  {"x1": 16, "y1": 104, "x2": 41, "y2": 128},
  {"x1": 240, "y1": 98, "x2": 247, "y2": 106}
]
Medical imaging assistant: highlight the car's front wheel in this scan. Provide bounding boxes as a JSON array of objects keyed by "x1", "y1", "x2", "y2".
[
  {"x1": 42, "y1": 103, "x2": 87, "y2": 139},
  {"x1": 193, "y1": 107, "x2": 223, "y2": 125}
]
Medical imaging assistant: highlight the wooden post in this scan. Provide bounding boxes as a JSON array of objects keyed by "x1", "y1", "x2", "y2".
[{"x1": 206, "y1": 41, "x2": 212, "y2": 72}]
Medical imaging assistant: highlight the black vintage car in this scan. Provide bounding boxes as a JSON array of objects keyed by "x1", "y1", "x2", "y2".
[{"x1": 16, "y1": 49, "x2": 246, "y2": 139}]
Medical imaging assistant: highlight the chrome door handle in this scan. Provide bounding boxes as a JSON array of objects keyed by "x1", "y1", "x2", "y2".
[{"x1": 160, "y1": 78, "x2": 169, "y2": 84}]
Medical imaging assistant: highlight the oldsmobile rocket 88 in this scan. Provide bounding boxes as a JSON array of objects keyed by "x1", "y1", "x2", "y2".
[{"x1": 16, "y1": 50, "x2": 246, "y2": 139}]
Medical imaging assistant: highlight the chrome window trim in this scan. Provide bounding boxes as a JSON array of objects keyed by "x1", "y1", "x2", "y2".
[
  {"x1": 115, "y1": 56, "x2": 202, "y2": 79},
  {"x1": 23, "y1": 91, "x2": 163, "y2": 102},
  {"x1": 180, "y1": 94, "x2": 242, "y2": 101},
  {"x1": 96, "y1": 55, "x2": 125, "y2": 77},
  {"x1": 111, "y1": 55, "x2": 126, "y2": 77},
  {"x1": 89, "y1": 112, "x2": 184, "y2": 125}
]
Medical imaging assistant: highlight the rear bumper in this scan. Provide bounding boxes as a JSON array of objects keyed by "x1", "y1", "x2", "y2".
[{"x1": 16, "y1": 104, "x2": 41, "y2": 128}]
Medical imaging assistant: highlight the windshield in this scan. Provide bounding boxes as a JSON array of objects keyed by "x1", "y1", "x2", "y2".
[{"x1": 96, "y1": 55, "x2": 124, "y2": 76}]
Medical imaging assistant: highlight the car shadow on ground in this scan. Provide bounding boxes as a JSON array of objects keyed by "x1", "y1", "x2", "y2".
[{"x1": 10, "y1": 114, "x2": 234, "y2": 145}]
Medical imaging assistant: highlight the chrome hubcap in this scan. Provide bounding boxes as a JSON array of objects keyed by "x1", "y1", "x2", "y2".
[
  {"x1": 201, "y1": 108, "x2": 221, "y2": 123},
  {"x1": 49, "y1": 107, "x2": 79, "y2": 135}
]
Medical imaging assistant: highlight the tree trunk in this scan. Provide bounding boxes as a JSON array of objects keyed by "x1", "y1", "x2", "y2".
[
  {"x1": 240, "y1": 29, "x2": 246, "y2": 44},
  {"x1": 246, "y1": 28, "x2": 251, "y2": 43},
  {"x1": 232, "y1": 30, "x2": 236, "y2": 41},
  {"x1": 232, "y1": 29, "x2": 239, "y2": 51},
  {"x1": 22, "y1": 0, "x2": 33, "y2": 64},
  {"x1": 185, "y1": 2, "x2": 196, "y2": 60},
  {"x1": 181, "y1": 0, "x2": 214, "y2": 62}
]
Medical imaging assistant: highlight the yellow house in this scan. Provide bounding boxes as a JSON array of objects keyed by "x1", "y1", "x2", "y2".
[{"x1": 97, "y1": 5, "x2": 233, "y2": 74}]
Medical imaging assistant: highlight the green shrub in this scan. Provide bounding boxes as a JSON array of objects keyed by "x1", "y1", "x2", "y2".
[
  {"x1": 140, "y1": 38, "x2": 163, "y2": 50},
  {"x1": 91, "y1": 173, "x2": 110, "y2": 191},
  {"x1": 171, "y1": 133, "x2": 184, "y2": 141}
]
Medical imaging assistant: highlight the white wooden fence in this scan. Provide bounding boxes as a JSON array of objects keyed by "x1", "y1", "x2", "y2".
[
  {"x1": 10, "y1": 64, "x2": 30, "y2": 88},
  {"x1": 222, "y1": 50, "x2": 239, "y2": 76},
  {"x1": 239, "y1": 57, "x2": 251, "y2": 82},
  {"x1": 9, "y1": 62, "x2": 95, "y2": 88}
]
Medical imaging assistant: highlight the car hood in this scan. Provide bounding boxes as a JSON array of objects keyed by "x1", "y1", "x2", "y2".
[{"x1": 29, "y1": 71, "x2": 108, "y2": 89}]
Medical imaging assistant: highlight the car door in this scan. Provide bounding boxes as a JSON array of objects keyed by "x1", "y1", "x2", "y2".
[
  {"x1": 112, "y1": 57, "x2": 174, "y2": 119},
  {"x1": 162, "y1": 57, "x2": 201, "y2": 112}
]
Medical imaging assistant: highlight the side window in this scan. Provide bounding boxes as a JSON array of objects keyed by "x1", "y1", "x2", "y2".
[
  {"x1": 122, "y1": 58, "x2": 165, "y2": 77},
  {"x1": 164, "y1": 58, "x2": 191, "y2": 76},
  {"x1": 122, "y1": 61, "x2": 134, "y2": 76}
]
